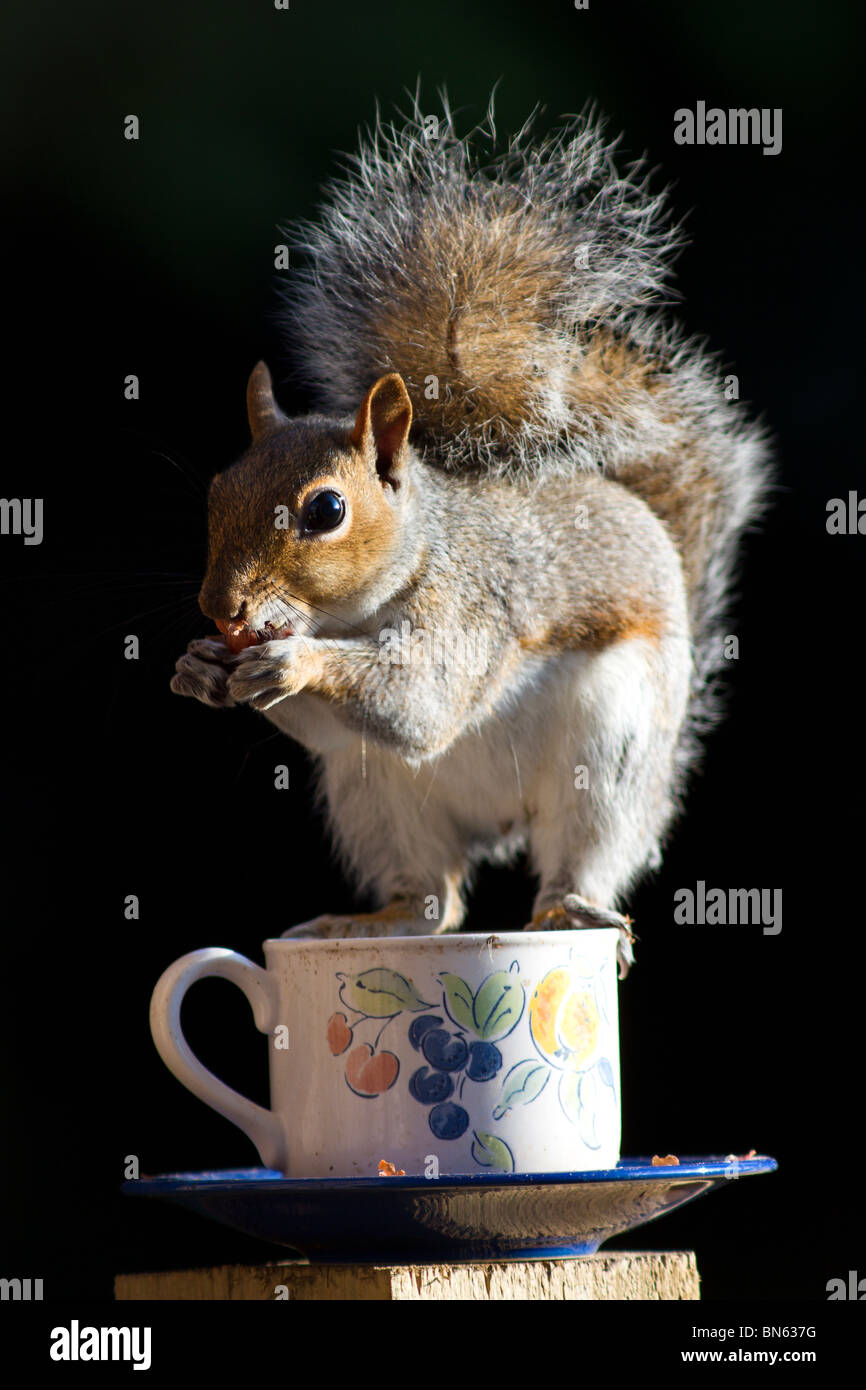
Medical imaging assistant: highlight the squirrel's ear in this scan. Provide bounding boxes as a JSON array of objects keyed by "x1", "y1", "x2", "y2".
[
  {"x1": 247, "y1": 361, "x2": 288, "y2": 440},
  {"x1": 350, "y1": 373, "x2": 412, "y2": 487}
]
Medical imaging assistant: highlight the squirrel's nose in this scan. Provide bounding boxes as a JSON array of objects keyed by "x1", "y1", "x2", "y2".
[{"x1": 198, "y1": 581, "x2": 246, "y2": 624}]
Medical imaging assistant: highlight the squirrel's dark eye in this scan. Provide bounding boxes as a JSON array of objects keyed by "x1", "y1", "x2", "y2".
[{"x1": 303, "y1": 490, "x2": 346, "y2": 533}]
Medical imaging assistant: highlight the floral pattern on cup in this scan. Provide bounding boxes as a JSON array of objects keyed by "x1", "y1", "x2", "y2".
[
  {"x1": 405, "y1": 962, "x2": 525, "y2": 1172},
  {"x1": 493, "y1": 955, "x2": 618, "y2": 1151},
  {"x1": 326, "y1": 955, "x2": 616, "y2": 1172},
  {"x1": 326, "y1": 968, "x2": 432, "y2": 1097}
]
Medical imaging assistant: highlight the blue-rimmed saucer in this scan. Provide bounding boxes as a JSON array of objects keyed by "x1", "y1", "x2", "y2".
[{"x1": 123, "y1": 1155, "x2": 776, "y2": 1263}]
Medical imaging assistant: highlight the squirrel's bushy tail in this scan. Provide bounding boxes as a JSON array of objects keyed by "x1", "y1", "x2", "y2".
[
  {"x1": 282, "y1": 92, "x2": 771, "y2": 786},
  {"x1": 284, "y1": 92, "x2": 679, "y2": 471}
]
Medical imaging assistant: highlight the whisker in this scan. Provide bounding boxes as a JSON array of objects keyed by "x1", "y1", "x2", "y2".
[
  {"x1": 0, "y1": 569, "x2": 201, "y2": 594},
  {"x1": 260, "y1": 579, "x2": 373, "y2": 640},
  {"x1": 89, "y1": 594, "x2": 205, "y2": 641},
  {"x1": 115, "y1": 428, "x2": 210, "y2": 502},
  {"x1": 233, "y1": 728, "x2": 284, "y2": 783}
]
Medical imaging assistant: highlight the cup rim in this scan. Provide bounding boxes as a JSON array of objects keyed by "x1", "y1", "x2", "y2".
[{"x1": 262, "y1": 928, "x2": 619, "y2": 948}]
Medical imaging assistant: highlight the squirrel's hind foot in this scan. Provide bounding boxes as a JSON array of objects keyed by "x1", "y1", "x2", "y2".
[
  {"x1": 525, "y1": 895, "x2": 636, "y2": 979},
  {"x1": 280, "y1": 900, "x2": 446, "y2": 940}
]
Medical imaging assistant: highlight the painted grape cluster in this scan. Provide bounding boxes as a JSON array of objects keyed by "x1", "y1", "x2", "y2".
[
  {"x1": 323, "y1": 955, "x2": 615, "y2": 1173},
  {"x1": 325, "y1": 967, "x2": 433, "y2": 1098},
  {"x1": 407, "y1": 1014, "x2": 504, "y2": 1139}
]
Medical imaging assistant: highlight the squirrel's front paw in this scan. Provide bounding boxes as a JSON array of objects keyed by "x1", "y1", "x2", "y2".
[
  {"x1": 171, "y1": 645, "x2": 237, "y2": 708},
  {"x1": 227, "y1": 638, "x2": 318, "y2": 712}
]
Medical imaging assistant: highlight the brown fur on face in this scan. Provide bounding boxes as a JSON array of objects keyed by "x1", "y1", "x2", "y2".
[{"x1": 199, "y1": 379, "x2": 413, "y2": 630}]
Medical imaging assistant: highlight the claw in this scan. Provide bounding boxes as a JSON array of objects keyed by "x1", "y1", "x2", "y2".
[
  {"x1": 527, "y1": 895, "x2": 637, "y2": 979},
  {"x1": 562, "y1": 895, "x2": 637, "y2": 979}
]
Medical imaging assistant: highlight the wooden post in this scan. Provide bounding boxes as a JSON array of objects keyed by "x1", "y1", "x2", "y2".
[{"x1": 115, "y1": 1251, "x2": 699, "y2": 1300}]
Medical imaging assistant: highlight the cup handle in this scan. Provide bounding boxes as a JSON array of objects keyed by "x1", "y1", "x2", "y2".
[{"x1": 149, "y1": 947, "x2": 287, "y2": 1172}]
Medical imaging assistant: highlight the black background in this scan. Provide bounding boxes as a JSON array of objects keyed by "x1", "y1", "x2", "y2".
[{"x1": 1, "y1": 0, "x2": 860, "y2": 1306}]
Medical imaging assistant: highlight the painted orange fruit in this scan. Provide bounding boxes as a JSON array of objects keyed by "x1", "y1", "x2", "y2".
[
  {"x1": 529, "y1": 967, "x2": 599, "y2": 1071},
  {"x1": 556, "y1": 989, "x2": 599, "y2": 1066},
  {"x1": 528, "y1": 966, "x2": 570, "y2": 1057}
]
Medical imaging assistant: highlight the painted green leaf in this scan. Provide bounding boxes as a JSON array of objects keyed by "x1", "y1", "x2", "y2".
[
  {"x1": 439, "y1": 972, "x2": 475, "y2": 1032},
  {"x1": 339, "y1": 968, "x2": 431, "y2": 1018},
  {"x1": 493, "y1": 1060, "x2": 549, "y2": 1120},
  {"x1": 472, "y1": 1130, "x2": 515, "y2": 1173},
  {"x1": 473, "y1": 970, "x2": 525, "y2": 1041}
]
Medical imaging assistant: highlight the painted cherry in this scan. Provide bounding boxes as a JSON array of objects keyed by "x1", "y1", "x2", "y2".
[
  {"x1": 327, "y1": 1011, "x2": 353, "y2": 1056},
  {"x1": 345, "y1": 1044, "x2": 400, "y2": 1097}
]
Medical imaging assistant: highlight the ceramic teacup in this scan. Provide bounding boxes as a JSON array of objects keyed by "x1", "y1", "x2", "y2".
[{"x1": 149, "y1": 930, "x2": 620, "y2": 1178}]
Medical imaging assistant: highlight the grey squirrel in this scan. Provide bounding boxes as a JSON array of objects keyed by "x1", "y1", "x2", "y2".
[{"x1": 171, "y1": 96, "x2": 770, "y2": 975}]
